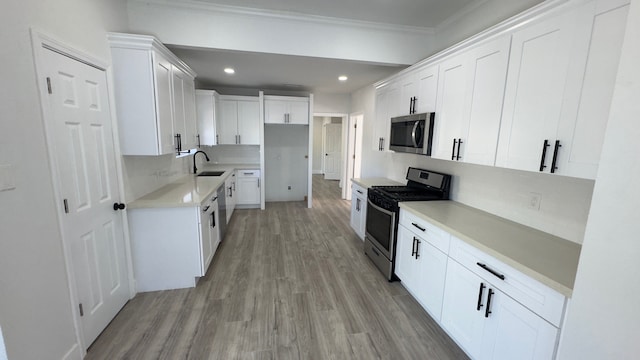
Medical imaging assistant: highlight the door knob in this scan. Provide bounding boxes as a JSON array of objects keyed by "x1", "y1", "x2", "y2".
[{"x1": 113, "y1": 203, "x2": 126, "y2": 211}]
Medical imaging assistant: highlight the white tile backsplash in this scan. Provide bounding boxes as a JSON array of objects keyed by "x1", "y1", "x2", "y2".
[
  {"x1": 200, "y1": 145, "x2": 260, "y2": 164},
  {"x1": 386, "y1": 152, "x2": 594, "y2": 243},
  {"x1": 122, "y1": 154, "x2": 190, "y2": 201}
]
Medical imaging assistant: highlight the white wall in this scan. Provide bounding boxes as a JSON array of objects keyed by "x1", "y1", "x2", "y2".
[
  {"x1": 314, "y1": 93, "x2": 351, "y2": 114},
  {"x1": 312, "y1": 117, "x2": 325, "y2": 173},
  {"x1": 199, "y1": 145, "x2": 260, "y2": 165},
  {"x1": 558, "y1": 0, "x2": 640, "y2": 356},
  {"x1": 127, "y1": 0, "x2": 435, "y2": 65},
  {"x1": 0, "y1": 0, "x2": 128, "y2": 359},
  {"x1": 264, "y1": 125, "x2": 309, "y2": 201},
  {"x1": 434, "y1": 0, "x2": 545, "y2": 52}
]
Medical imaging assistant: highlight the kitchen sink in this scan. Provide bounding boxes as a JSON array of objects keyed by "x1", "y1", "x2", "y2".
[{"x1": 197, "y1": 171, "x2": 225, "y2": 177}]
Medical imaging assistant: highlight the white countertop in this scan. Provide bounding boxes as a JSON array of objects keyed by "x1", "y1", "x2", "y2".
[
  {"x1": 352, "y1": 177, "x2": 403, "y2": 189},
  {"x1": 129, "y1": 163, "x2": 259, "y2": 209},
  {"x1": 399, "y1": 201, "x2": 581, "y2": 297}
]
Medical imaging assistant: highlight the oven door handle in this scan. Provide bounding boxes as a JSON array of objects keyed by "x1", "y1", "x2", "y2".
[
  {"x1": 367, "y1": 198, "x2": 396, "y2": 217},
  {"x1": 411, "y1": 121, "x2": 420, "y2": 148}
]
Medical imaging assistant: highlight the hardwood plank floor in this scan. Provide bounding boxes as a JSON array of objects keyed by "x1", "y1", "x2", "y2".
[{"x1": 86, "y1": 175, "x2": 468, "y2": 359}]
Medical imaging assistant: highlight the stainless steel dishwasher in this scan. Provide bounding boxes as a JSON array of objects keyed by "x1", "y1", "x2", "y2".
[{"x1": 217, "y1": 185, "x2": 227, "y2": 241}]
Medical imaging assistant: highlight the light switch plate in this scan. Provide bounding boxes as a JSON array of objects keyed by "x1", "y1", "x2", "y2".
[{"x1": 0, "y1": 164, "x2": 16, "y2": 192}]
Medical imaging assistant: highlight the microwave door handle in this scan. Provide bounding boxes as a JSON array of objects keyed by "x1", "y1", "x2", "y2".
[{"x1": 411, "y1": 121, "x2": 420, "y2": 148}]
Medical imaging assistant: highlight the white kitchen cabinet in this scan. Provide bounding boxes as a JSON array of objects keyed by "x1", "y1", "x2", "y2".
[
  {"x1": 218, "y1": 96, "x2": 260, "y2": 145},
  {"x1": 236, "y1": 169, "x2": 261, "y2": 207},
  {"x1": 432, "y1": 36, "x2": 511, "y2": 166},
  {"x1": 349, "y1": 183, "x2": 367, "y2": 240},
  {"x1": 441, "y1": 259, "x2": 559, "y2": 360},
  {"x1": 399, "y1": 65, "x2": 439, "y2": 115},
  {"x1": 183, "y1": 76, "x2": 198, "y2": 149},
  {"x1": 108, "y1": 33, "x2": 197, "y2": 156},
  {"x1": 195, "y1": 90, "x2": 219, "y2": 146},
  {"x1": 128, "y1": 193, "x2": 220, "y2": 292},
  {"x1": 496, "y1": 1, "x2": 628, "y2": 179},
  {"x1": 264, "y1": 96, "x2": 309, "y2": 124},
  {"x1": 225, "y1": 173, "x2": 236, "y2": 222},
  {"x1": 372, "y1": 82, "x2": 400, "y2": 151},
  {"x1": 171, "y1": 65, "x2": 197, "y2": 152}
]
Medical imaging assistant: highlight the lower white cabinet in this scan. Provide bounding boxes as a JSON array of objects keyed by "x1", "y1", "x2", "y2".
[
  {"x1": 225, "y1": 173, "x2": 236, "y2": 223},
  {"x1": 128, "y1": 194, "x2": 220, "y2": 292},
  {"x1": 395, "y1": 224, "x2": 448, "y2": 321},
  {"x1": 236, "y1": 169, "x2": 261, "y2": 207},
  {"x1": 350, "y1": 183, "x2": 367, "y2": 240},
  {"x1": 441, "y1": 259, "x2": 559, "y2": 360}
]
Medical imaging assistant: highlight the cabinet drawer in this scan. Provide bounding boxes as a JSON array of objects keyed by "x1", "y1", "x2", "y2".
[
  {"x1": 352, "y1": 183, "x2": 367, "y2": 197},
  {"x1": 449, "y1": 236, "x2": 566, "y2": 327},
  {"x1": 399, "y1": 209, "x2": 450, "y2": 254},
  {"x1": 237, "y1": 169, "x2": 260, "y2": 178}
]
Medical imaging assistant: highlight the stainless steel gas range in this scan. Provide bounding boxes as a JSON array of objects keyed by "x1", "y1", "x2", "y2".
[{"x1": 364, "y1": 167, "x2": 451, "y2": 280}]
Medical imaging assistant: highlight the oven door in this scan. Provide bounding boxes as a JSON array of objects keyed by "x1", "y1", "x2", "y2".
[{"x1": 365, "y1": 199, "x2": 396, "y2": 260}]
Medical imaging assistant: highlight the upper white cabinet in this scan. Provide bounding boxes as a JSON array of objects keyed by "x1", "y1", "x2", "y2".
[
  {"x1": 372, "y1": 81, "x2": 400, "y2": 151},
  {"x1": 195, "y1": 90, "x2": 219, "y2": 146},
  {"x1": 399, "y1": 65, "x2": 439, "y2": 115},
  {"x1": 217, "y1": 96, "x2": 260, "y2": 145},
  {"x1": 264, "y1": 96, "x2": 309, "y2": 124},
  {"x1": 431, "y1": 36, "x2": 511, "y2": 165},
  {"x1": 108, "y1": 33, "x2": 197, "y2": 156},
  {"x1": 496, "y1": 1, "x2": 629, "y2": 179}
]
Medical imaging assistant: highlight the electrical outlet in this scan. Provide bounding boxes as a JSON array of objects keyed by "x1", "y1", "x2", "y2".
[{"x1": 528, "y1": 192, "x2": 542, "y2": 210}]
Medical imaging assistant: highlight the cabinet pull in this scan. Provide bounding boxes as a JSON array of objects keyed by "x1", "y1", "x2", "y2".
[
  {"x1": 243, "y1": 172, "x2": 254, "y2": 175},
  {"x1": 175, "y1": 133, "x2": 182, "y2": 152},
  {"x1": 202, "y1": 205, "x2": 210, "y2": 212},
  {"x1": 414, "y1": 238, "x2": 421, "y2": 259},
  {"x1": 211, "y1": 211, "x2": 216, "y2": 228},
  {"x1": 356, "y1": 190, "x2": 363, "y2": 194},
  {"x1": 476, "y1": 282, "x2": 485, "y2": 311},
  {"x1": 539, "y1": 139, "x2": 550, "y2": 171},
  {"x1": 197, "y1": 134, "x2": 201, "y2": 147},
  {"x1": 216, "y1": 134, "x2": 219, "y2": 145},
  {"x1": 411, "y1": 237, "x2": 417, "y2": 257},
  {"x1": 485, "y1": 289, "x2": 494, "y2": 318},
  {"x1": 451, "y1": 139, "x2": 457, "y2": 160},
  {"x1": 411, "y1": 222, "x2": 426, "y2": 232},
  {"x1": 413, "y1": 97, "x2": 417, "y2": 114},
  {"x1": 551, "y1": 140, "x2": 561, "y2": 173},
  {"x1": 476, "y1": 262, "x2": 505, "y2": 280},
  {"x1": 356, "y1": 198, "x2": 360, "y2": 211},
  {"x1": 456, "y1": 138, "x2": 462, "y2": 161},
  {"x1": 409, "y1": 97, "x2": 414, "y2": 114},
  {"x1": 257, "y1": 178, "x2": 260, "y2": 188}
]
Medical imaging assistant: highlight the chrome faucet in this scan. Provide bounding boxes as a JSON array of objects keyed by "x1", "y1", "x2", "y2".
[{"x1": 193, "y1": 151, "x2": 210, "y2": 174}]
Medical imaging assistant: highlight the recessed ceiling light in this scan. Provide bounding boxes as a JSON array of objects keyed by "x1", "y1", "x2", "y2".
[
  {"x1": 338, "y1": 75, "x2": 348, "y2": 81},
  {"x1": 224, "y1": 68, "x2": 235, "y2": 74}
]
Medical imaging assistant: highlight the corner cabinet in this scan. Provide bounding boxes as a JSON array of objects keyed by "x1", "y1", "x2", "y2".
[
  {"x1": 350, "y1": 183, "x2": 367, "y2": 240},
  {"x1": 108, "y1": 33, "x2": 198, "y2": 156},
  {"x1": 217, "y1": 96, "x2": 260, "y2": 145},
  {"x1": 264, "y1": 96, "x2": 309, "y2": 124}
]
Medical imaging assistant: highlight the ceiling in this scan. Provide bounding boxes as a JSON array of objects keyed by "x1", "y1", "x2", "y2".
[
  {"x1": 165, "y1": 0, "x2": 481, "y2": 94},
  {"x1": 168, "y1": 46, "x2": 408, "y2": 94},
  {"x1": 189, "y1": 0, "x2": 477, "y2": 28}
]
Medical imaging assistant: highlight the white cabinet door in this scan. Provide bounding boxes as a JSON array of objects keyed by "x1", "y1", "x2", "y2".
[
  {"x1": 171, "y1": 66, "x2": 187, "y2": 151},
  {"x1": 463, "y1": 36, "x2": 511, "y2": 166},
  {"x1": 264, "y1": 99, "x2": 288, "y2": 124},
  {"x1": 183, "y1": 77, "x2": 198, "y2": 149},
  {"x1": 415, "y1": 65, "x2": 439, "y2": 113},
  {"x1": 441, "y1": 259, "x2": 486, "y2": 359},
  {"x1": 432, "y1": 54, "x2": 470, "y2": 161},
  {"x1": 480, "y1": 287, "x2": 559, "y2": 360},
  {"x1": 237, "y1": 100, "x2": 260, "y2": 144},
  {"x1": 196, "y1": 90, "x2": 218, "y2": 146},
  {"x1": 395, "y1": 225, "x2": 422, "y2": 297},
  {"x1": 153, "y1": 52, "x2": 176, "y2": 155},
  {"x1": 495, "y1": 11, "x2": 579, "y2": 172},
  {"x1": 218, "y1": 100, "x2": 239, "y2": 144},
  {"x1": 399, "y1": 74, "x2": 417, "y2": 115},
  {"x1": 199, "y1": 202, "x2": 213, "y2": 275},
  {"x1": 236, "y1": 170, "x2": 261, "y2": 205},
  {"x1": 287, "y1": 100, "x2": 309, "y2": 124},
  {"x1": 373, "y1": 88, "x2": 389, "y2": 151},
  {"x1": 350, "y1": 184, "x2": 367, "y2": 240},
  {"x1": 553, "y1": 3, "x2": 629, "y2": 179}
]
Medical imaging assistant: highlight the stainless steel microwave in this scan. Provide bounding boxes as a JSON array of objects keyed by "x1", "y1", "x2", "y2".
[{"x1": 389, "y1": 112, "x2": 435, "y2": 155}]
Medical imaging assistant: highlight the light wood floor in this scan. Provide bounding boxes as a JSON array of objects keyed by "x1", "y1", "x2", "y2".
[{"x1": 86, "y1": 175, "x2": 467, "y2": 359}]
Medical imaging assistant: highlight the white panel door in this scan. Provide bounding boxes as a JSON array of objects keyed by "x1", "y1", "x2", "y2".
[
  {"x1": 432, "y1": 54, "x2": 470, "y2": 161},
  {"x1": 415, "y1": 65, "x2": 439, "y2": 113},
  {"x1": 218, "y1": 100, "x2": 238, "y2": 144},
  {"x1": 463, "y1": 36, "x2": 511, "y2": 166},
  {"x1": 323, "y1": 123, "x2": 342, "y2": 180},
  {"x1": 153, "y1": 52, "x2": 175, "y2": 154},
  {"x1": 237, "y1": 100, "x2": 260, "y2": 145},
  {"x1": 495, "y1": 11, "x2": 577, "y2": 172},
  {"x1": 42, "y1": 48, "x2": 129, "y2": 347}
]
